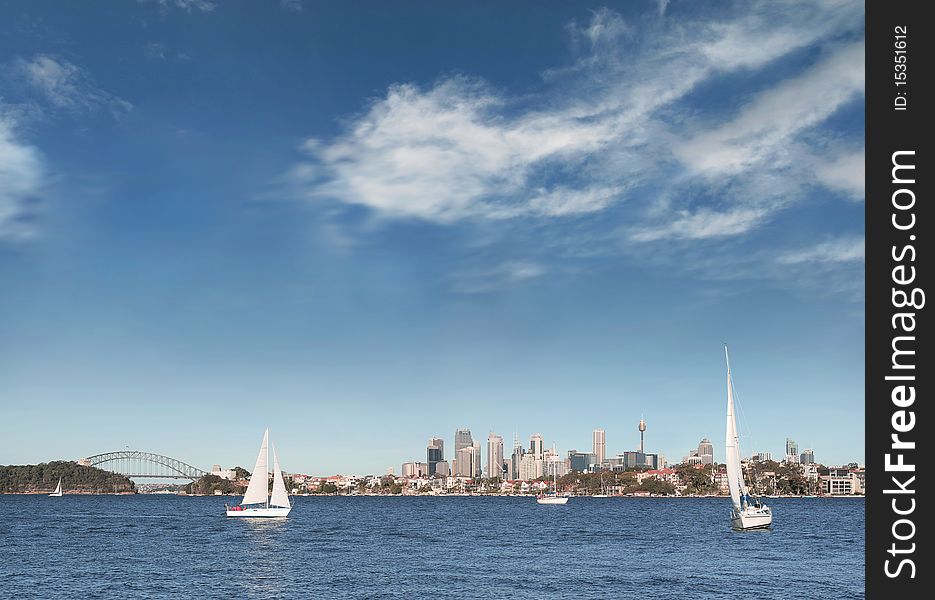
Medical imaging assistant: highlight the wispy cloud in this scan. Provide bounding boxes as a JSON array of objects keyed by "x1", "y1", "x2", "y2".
[
  {"x1": 0, "y1": 112, "x2": 44, "y2": 241},
  {"x1": 6, "y1": 54, "x2": 132, "y2": 118},
  {"x1": 449, "y1": 260, "x2": 547, "y2": 294},
  {"x1": 144, "y1": 42, "x2": 167, "y2": 61},
  {"x1": 777, "y1": 237, "x2": 864, "y2": 265},
  {"x1": 629, "y1": 207, "x2": 771, "y2": 242},
  {"x1": 289, "y1": 76, "x2": 615, "y2": 223},
  {"x1": 291, "y1": 2, "x2": 861, "y2": 230},
  {"x1": 282, "y1": 1, "x2": 863, "y2": 293},
  {"x1": 674, "y1": 41, "x2": 864, "y2": 177},
  {"x1": 148, "y1": 0, "x2": 216, "y2": 13},
  {"x1": 813, "y1": 149, "x2": 864, "y2": 200}
]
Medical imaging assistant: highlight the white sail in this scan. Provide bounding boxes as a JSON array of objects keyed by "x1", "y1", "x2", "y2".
[
  {"x1": 241, "y1": 428, "x2": 270, "y2": 506},
  {"x1": 725, "y1": 347, "x2": 745, "y2": 511},
  {"x1": 270, "y1": 443, "x2": 291, "y2": 509},
  {"x1": 50, "y1": 477, "x2": 63, "y2": 496}
]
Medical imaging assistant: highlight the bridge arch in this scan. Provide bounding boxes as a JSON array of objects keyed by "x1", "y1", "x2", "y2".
[{"x1": 82, "y1": 451, "x2": 207, "y2": 480}]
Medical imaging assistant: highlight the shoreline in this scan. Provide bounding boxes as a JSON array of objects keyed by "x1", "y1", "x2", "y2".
[{"x1": 0, "y1": 492, "x2": 865, "y2": 499}]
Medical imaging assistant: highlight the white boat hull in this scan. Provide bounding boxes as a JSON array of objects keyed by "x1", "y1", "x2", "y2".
[
  {"x1": 731, "y1": 505, "x2": 772, "y2": 530},
  {"x1": 536, "y1": 496, "x2": 569, "y2": 505},
  {"x1": 48, "y1": 492, "x2": 62, "y2": 497},
  {"x1": 226, "y1": 506, "x2": 292, "y2": 518}
]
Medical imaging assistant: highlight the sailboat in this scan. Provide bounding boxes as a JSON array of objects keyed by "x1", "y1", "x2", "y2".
[
  {"x1": 225, "y1": 428, "x2": 293, "y2": 518},
  {"x1": 49, "y1": 477, "x2": 63, "y2": 497},
  {"x1": 724, "y1": 345, "x2": 772, "y2": 530},
  {"x1": 536, "y1": 466, "x2": 569, "y2": 505},
  {"x1": 592, "y1": 473, "x2": 609, "y2": 498}
]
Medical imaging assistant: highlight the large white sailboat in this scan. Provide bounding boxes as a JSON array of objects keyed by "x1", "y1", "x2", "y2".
[
  {"x1": 536, "y1": 465, "x2": 569, "y2": 505},
  {"x1": 49, "y1": 477, "x2": 63, "y2": 497},
  {"x1": 226, "y1": 428, "x2": 293, "y2": 518},
  {"x1": 724, "y1": 346, "x2": 772, "y2": 530}
]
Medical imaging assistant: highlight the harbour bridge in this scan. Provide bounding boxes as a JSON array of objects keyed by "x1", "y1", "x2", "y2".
[{"x1": 81, "y1": 451, "x2": 207, "y2": 480}]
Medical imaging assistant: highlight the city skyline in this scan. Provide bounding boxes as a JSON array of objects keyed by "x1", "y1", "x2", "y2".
[{"x1": 1, "y1": 1, "x2": 864, "y2": 474}]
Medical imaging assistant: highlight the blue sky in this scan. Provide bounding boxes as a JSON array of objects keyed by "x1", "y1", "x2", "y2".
[{"x1": 1, "y1": 0, "x2": 864, "y2": 475}]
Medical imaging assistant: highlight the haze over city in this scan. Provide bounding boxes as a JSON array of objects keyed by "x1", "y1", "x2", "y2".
[{"x1": 1, "y1": 0, "x2": 864, "y2": 474}]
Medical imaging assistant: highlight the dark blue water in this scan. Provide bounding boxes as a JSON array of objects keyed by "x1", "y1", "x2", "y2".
[{"x1": 0, "y1": 496, "x2": 863, "y2": 599}]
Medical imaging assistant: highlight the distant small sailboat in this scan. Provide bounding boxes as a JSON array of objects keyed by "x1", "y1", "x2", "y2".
[
  {"x1": 49, "y1": 477, "x2": 63, "y2": 497},
  {"x1": 226, "y1": 428, "x2": 293, "y2": 518},
  {"x1": 725, "y1": 345, "x2": 772, "y2": 530},
  {"x1": 537, "y1": 466, "x2": 569, "y2": 505},
  {"x1": 592, "y1": 473, "x2": 609, "y2": 498}
]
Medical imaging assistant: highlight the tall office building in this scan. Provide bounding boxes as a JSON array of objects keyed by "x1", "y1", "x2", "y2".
[
  {"x1": 592, "y1": 429, "x2": 606, "y2": 466},
  {"x1": 455, "y1": 428, "x2": 474, "y2": 453},
  {"x1": 568, "y1": 450, "x2": 596, "y2": 472},
  {"x1": 543, "y1": 447, "x2": 568, "y2": 478},
  {"x1": 697, "y1": 438, "x2": 714, "y2": 465},
  {"x1": 486, "y1": 433, "x2": 504, "y2": 479},
  {"x1": 518, "y1": 453, "x2": 542, "y2": 481},
  {"x1": 800, "y1": 448, "x2": 815, "y2": 465},
  {"x1": 785, "y1": 438, "x2": 800, "y2": 464},
  {"x1": 511, "y1": 433, "x2": 524, "y2": 480},
  {"x1": 530, "y1": 434, "x2": 544, "y2": 460},
  {"x1": 402, "y1": 462, "x2": 429, "y2": 478},
  {"x1": 455, "y1": 446, "x2": 477, "y2": 477},
  {"x1": 621, "y1": 451, "x2": 657, "y2": 470},
  {"x1": 427, "y1": 437, "x2": 444, "y2": 476},
  {"x1": 472, "y1": 440, "x2": 482, "y2": 478}
]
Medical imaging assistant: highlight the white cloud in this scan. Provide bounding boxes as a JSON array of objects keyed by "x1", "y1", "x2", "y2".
[
  {"x1": 9, "y1": 54, "x2": 132, "y2": 117},
  {"x1": 154, "y1": 0, "x2": 216, "y2": 13},
  {"x1": 814, "y1": 150, "x2": 864, "y2": 200},
  {"x1": 675, "y1": 42, "x2": 864, "y2": 176},
  {"x1": 0, "y1": 113, "x2": 44, "y2": 241},
  {"x1": 292, "y1": 2, "x2": 863, "y2": 237},
  {"x1": 294, "y1": 77, "x2": 613, "y2": 222},
  {"x1": 449, "y1": 260, "x2": 547, "y2": 294},
  {"x1": 144, "y1": 42, "x2": 167, "y2": 61},
  {"x1": 630, "y1": 207, "x2": 770, "y2": 242},
  {"x1": 777, "y1": 237, "x2": 864, "y2": 265},
  {"x1": 284, "y1": 2, "x2": 864, "y2": 292}
]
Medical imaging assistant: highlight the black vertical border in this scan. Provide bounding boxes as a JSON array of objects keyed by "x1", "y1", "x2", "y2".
[{"x1": 866, "y1": 1, "x2": 929, "y2": 596}]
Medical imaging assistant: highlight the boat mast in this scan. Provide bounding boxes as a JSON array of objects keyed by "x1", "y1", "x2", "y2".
[{"x1": 266, "y1": 428, "x2": 270, "y2": 509}]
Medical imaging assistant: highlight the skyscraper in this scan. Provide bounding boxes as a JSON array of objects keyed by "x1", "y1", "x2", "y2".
[
  {"x1": 455, "y1": 445, "x2": 477, "y2": 477},
  {"x1": 568, "y1": 450, "x2": 596, "y2": 472},
  {"x1": 697, "y1": 438, "x2": 714, "y2": 465},
  {"x1": 455, "y1": 428, "x2": 473, "y2": 453},
  {"x1": 800, "y1": 448, "x2": 815, "y2": 465},
  {"x1": 592, "y1": 429, "x2": 606, "y2": 466},
  {"x1": 785, "y1": 438, "x2": 799, "y2": 464},
  {"x1": 530, "y1": 434, "x2": 544, "y2": 460},
  {"x1": 487, "y1": 433, "x2": 504, "y2": 479},
  {"x1": 472, "y1": 440, "x2": 482, "y2": 478},
  {"x1": 511, "y1": 433, "x2": 523, "y2": 480},
  {"x1": 427, "y1": 437, "x2": 444, "y2": 476},
  {"x1": 518, "y1": 453, "x2": 541, "y2": 481}
]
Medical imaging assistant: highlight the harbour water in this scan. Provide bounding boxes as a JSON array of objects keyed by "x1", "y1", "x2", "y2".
[{"x1": 0, "y1": 495, "x2": 863, "y2": 599}]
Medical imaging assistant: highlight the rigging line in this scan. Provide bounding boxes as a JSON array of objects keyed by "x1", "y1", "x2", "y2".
[
  {"x1": 731, "y1": 361, "x2": 762, "y2": 496},
  {"x1": 732, "y1": 367, "x2": 758, "y2": 460}
]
